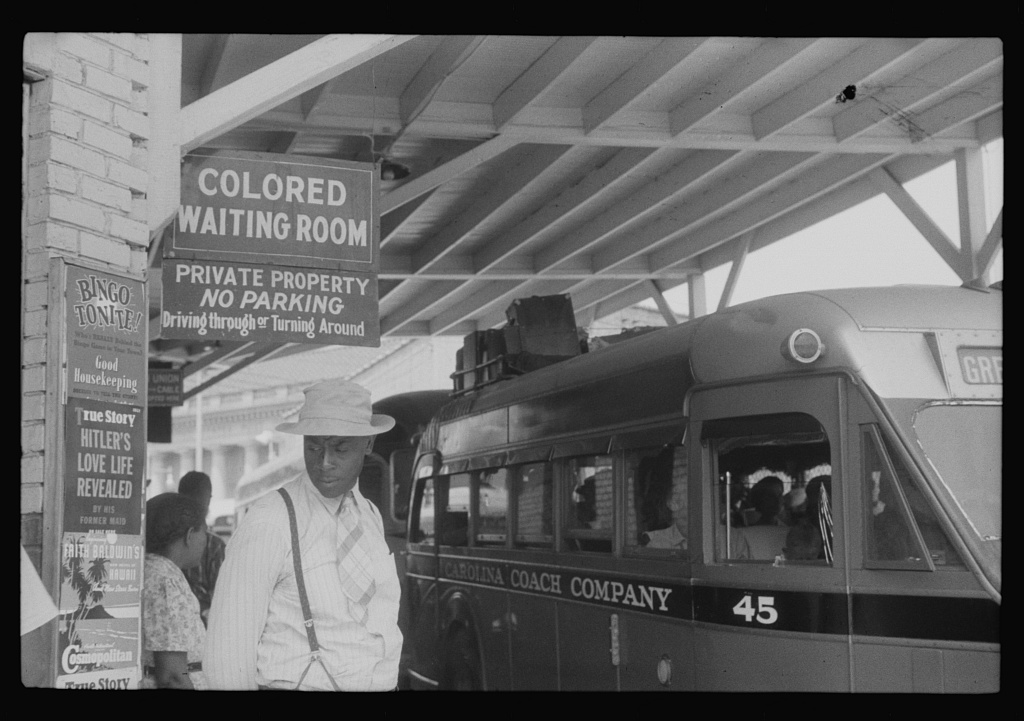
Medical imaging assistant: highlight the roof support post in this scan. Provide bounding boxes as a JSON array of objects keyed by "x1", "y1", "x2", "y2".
[
  {"x1": 955, "y1": 147, "x2": 989, "y2": 284},
  {"x1": 645, "y1": 279, "x2": 678, "y2": 326},
  {"x1": 718, "y1": 230, "x2": 754, "y2": 311},
  {"x1": 688, "y1": 272, "x2": 707, "y2": 319},
  {"x1": 974, "y1": 208, "x2": 1002, "y2": 279}
]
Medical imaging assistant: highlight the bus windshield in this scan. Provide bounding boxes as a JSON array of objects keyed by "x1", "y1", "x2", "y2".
[{"x1": 913, "y1": 403, "x2": 1001, "y2": 553}]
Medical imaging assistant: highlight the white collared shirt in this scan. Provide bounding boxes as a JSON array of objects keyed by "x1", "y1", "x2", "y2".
[{"x1": 205, "y1": 473, "x2": 403, "y2": 690}]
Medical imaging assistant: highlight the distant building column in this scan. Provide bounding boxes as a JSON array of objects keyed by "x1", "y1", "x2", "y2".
[
  {"x1": 243, "y1": 441, "x2": 260, "y2": 478},
  {"x1": 178, "y1": 448, "x2": 195, "y2": 476},
  {"x1": 210, "y1": 445, "x2": 229, "y2": 500},
  {"x1": 155, "y1": 452, "x2": 178, "y2": 494}
]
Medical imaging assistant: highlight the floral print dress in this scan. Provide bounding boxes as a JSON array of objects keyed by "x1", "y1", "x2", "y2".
[{"x1": 141, "y1": 553, "x2": 207, "y2": 689}]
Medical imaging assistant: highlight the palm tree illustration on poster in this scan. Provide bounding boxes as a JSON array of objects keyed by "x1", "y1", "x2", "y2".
[
  {"x1": 56, "y1": 532, "x2": 143, "y2": 683},
  {"x1": 60, "y1": 553, "x2": 110, "y2": 672}
]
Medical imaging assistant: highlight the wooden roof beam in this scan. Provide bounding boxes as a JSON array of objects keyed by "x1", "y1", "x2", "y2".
[
  {"x1": 399, "y1": 36, "x2": 486, "y2": 127},
  {"x1": 494, "y1": 36, "x2": 597, "y2": 129},
  {"x1": 752, "y1": 38, "x2": 926, "y2": 140},
  {"x1": 534, "y1": 149, "x2": 739, "y2": 271},
  {"x1": 583, "y1": 37, "x2": 708, "y2": 133},
  {"x1": 833, "y1": 38, "x2": 1003, "y2": 143},
  {"x1": 410, "y1": 144, "x2": 572, "y2": 272},
  {"x1": 654, "y1": 153, "x2": 892, "y2": 271},
  {"x1": 717, "y1": 230, "x2": 754, "y2": 311},
  {"x1": 670, "y1": 38, "x2": 820, "y2": 136},
  {"x1": 591, "y1": 151, "x2": 819, "y2": 274},
  {"x1": 180, "y1": 34, "x2": 415, "y2": 153},
  {"x1": 381, "y1": 134, "x2": 518, "y2": 214},
  {"x1": 472, "y1": 147, "x2": 658, "y2": 272}
]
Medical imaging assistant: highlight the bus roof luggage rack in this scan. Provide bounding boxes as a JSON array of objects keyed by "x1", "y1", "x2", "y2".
[{"x1": 451, "y1": 294, "x2": 583, "y2": 396}]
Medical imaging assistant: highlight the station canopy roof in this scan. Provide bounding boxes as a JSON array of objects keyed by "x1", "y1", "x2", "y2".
[{"x1": 148, "y1": 35, "x2": 1003, "y2": 395}]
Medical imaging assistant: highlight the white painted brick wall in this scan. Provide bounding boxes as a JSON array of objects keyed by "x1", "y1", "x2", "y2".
[
  {"x1": 84, "y1": 65, "x2": 133, "y2": 103},
  {"x1": 109, "y1": 215, "x2": 149, "y2": 246},
  {"x1": 113, "y1": 104, "x2": 149, "y2": 139},
  {"x1": 58, "y1": 33, "x2": 112, "y2": 69},
  {"x1": 21, "y1": 455, "x2": 44, "y2": 482},
  {"x1": 81, "y1": 175, "x2": 132, "y2": 212},
  {"x1": 23, "y1": 281, "x2": 48, "y2": 309},
  {"x1": 23, "y1": 251, "x2": 50, "y2": 280},
  {"x1": 21, "y1": 365, "x2": 46, "y2": 394},
  {"x1": 49, "y1": 134, "x2": 107, "y2": 176},
  {"x1": 112, "y1": 52, "x2": 149, "y2": 88},
  {"x1": 22, "y1": 337, "x2": 46, "y2": 365},
  {"x1": 53, "y1": 53, "x2": 84, "y2": 85},
  {"x1": 23, "y1": 32, "x2": 152, "y2": 531},
  {"x1": 45, "y1": 107, "x2": 83, "y2": 140},
  {"x1": 129, "y1": 248, "x2": 148, "y2": 276},
  {"x1": 48, "y1": 194, "x2": 107, "y2": 232},
  {"x1": 94, "y1": 32, "x2": 136, "y2": 54},
  {"x1": 107, "y1": 158, "x2": 148, "y2": 193},
  {"x1": 80, "y1": 232, "x2": 131, "y2": 266},
  {"x1": 50, "y1": 78, "x2": 113, "y2": 123},
  {"x1": 82, "y1": 119, "x2": 132, "y2": 159},
  {"x1": 24, "y1": 309, "x2": 48, "y2": 336},
  {"x1": 22, "y1": 394, "x2": 45, "y2": 421},
  {"x1": 26, "y1": 222, "x2": 78, "y2": 253},
  {"x1": 21, "y1": 484, "x2": 44, "y2": 515}
]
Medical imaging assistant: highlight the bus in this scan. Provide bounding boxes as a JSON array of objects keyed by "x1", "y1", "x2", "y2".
[{"x1": 400, "y1": 285, "x2": 1001, "y2": 692}]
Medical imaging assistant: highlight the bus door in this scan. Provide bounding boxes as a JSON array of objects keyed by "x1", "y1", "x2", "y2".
[
  {"x1": 506, "y1": 460, "x2": 559, "y2": 690},
  {"x1": 406, "y1": 469, "x2": 442, "y2": 688},
  {"x1": 552, "y1": 451, "x2": 620, "y2": 691},
  {"x1": 615, "y1": 440, "x2": 695, "y2": 691},
  {"x1": 689, "y1": 375, "x2": 851, "y2": 692}
]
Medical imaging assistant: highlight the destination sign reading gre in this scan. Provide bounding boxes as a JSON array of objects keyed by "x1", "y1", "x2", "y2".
[
  {"x1": 957, "y1": 347, "x2": 1002, "y2": 385},
  {"x1": 171, "y1": 152, "x2": 379, "y2": 273}
]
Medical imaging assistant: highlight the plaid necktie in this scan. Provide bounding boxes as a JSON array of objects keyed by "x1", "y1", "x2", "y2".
[{"x1": 336, "y1": 493, "x2": 376, "y2": 623}]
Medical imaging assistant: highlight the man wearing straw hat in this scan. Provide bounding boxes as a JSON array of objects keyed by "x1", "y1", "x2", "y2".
[{"x1": 205, "y1": 379, "x2": 402, "y2": 691}]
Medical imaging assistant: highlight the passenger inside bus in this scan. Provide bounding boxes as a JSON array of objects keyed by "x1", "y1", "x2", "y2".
[
  {"x1": 782, "y1": 475, "x2": 833, "y2": 562},
  {"x1": 728, "y1": 477, "x2": 791, "y2": 560},
  {"x1": 635, "y1": 445, "x2": 687, "y2": 551}
]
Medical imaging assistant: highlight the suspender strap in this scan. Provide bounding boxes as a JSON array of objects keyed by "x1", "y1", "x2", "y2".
[
  {"x1": 278, "y1": 488, "x2": 320, "y2": 653},
  {"x1": 277, "y1": 488, "x2": 343, "y2": 691}
]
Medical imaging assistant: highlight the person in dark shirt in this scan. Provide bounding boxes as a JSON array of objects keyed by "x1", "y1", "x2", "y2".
[{"x1": 178, "y1": 471, "x2": 227, "y2": 627}]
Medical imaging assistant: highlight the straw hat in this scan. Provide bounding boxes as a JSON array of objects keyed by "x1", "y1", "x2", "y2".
[{"x1": 275, "y1": 379, "x2": 395, "y2": 437}]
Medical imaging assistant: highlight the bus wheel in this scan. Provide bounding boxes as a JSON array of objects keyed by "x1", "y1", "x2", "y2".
[{"x1": 442, "y1": 627, "x2": 481, "y2": 691}]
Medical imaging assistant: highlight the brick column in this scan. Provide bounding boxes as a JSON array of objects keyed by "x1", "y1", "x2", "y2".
[{"x1": 22, "y1": 33, "x2": 155, "y2": 686}]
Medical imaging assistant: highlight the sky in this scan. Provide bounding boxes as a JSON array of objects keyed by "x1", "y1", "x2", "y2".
[{"x1": 648, "y1": 138, "x2": 1003, "y2": 316}]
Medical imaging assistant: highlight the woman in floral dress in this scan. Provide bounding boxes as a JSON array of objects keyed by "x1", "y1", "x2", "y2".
[{"x1": 141, "y1": 493, "x2": 209, "y2": 689}]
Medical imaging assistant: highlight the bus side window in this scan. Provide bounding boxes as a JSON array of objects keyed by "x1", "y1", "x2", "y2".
[
  {"x1": 410, "y1": 478, "x2": 436, "y2": 545},
  {"x1": 863, "y1": 426, "x2": 964, "y2": 569},
  {"x1": 474, "y1": 468, "x2": 508, "y2": 545},
  {"x1": 708, "y1": 413, "x2": 832, "y2": 565},
  {"x1": 359, "y1": 455, "x2": 386, "y2": 510},
  {"x1": 626, "y1": 444, "x2": 688, "y2": 557},
  {"x1": 563, "y1": 455, "x2": 614, "y2": 553},
  {"x1": 513, "y1": 462, "x2": 553, "y2": 548},
  {"x1": 438, "y1": 473, "x2": 470, "y2": 547}
]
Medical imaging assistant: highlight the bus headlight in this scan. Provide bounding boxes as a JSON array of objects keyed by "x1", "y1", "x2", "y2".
[{"x1": 782, "y1": 328, "x2": 825, "y2": 364}]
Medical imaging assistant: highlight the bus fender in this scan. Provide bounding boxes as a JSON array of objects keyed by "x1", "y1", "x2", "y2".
[{"x1": 438, "y1": 589, "x2": 485, "y2": 689}]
